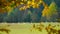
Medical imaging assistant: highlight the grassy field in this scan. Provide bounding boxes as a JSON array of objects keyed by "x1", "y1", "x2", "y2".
[{"x1": 0, "y1": 23, "x2": 60, "y2": 34}]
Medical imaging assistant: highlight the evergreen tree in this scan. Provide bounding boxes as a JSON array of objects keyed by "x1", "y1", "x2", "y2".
[{"x1": 41, "y1": 2, "x2": 58, "y2": 22}]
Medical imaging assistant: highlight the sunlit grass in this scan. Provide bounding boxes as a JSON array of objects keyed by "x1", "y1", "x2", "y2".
[{"x1": 0, "y1": 23, "x2": 60, "y2": 34}]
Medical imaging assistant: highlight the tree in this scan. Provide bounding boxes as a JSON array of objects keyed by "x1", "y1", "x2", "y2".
[{"x1": 41, "y1": 2, "x2": 58, "y2": 22}]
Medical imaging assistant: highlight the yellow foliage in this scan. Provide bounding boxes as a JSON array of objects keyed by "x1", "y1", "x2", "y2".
[
  {"x1": 27, "y1": 1, "x2": 31, "y2": 5},
  {"x1": 20, "y1": 2, "x2": 24, "y2": 5},
  {"x1": 5, "y1": 6, "x2": 13, "y2": 15}
]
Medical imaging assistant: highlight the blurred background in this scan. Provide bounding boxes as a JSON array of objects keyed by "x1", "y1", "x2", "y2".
[{"x1": 0, "y1": 0, "x2": 60, "y2": 22}]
